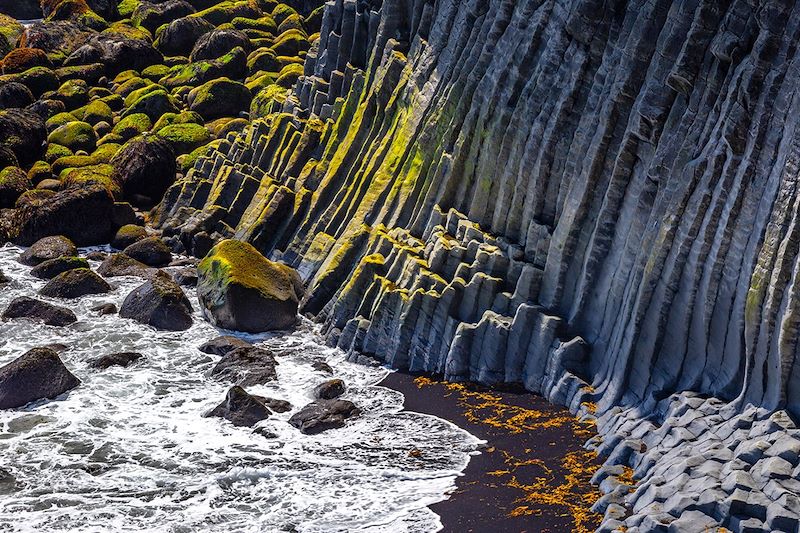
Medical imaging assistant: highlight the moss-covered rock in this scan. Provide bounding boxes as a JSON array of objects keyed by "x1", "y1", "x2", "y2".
[
  {"x1": 246, "y1": 47, "x2": 279, "y2": 73},
  {"x1": 55, "y1": 63, "x2": 105, "y2": 85},
  {"x1": 121, "y1": 89, "x2": 179, "y2": 122},
  {"x1": 111, "y1": 223, "x2": 147, "y2": 249},
  {"x1": 46, "y1": 112, "x2": 78, "y2": 132},
  {"x1": 81, "y1": 99, "x2": 114, "y2": 125},
  {"x1": 43, "y1": 0, "x2": 108, "y2": 31},
  {"x1": 191, "y1": 1, "x2": 262, "y2": 26},
  {"x1": 28, "y1": 161, "x2": 53, "y2": 185},
  {"x1": 0, "y1": 14, "x2": 24, "y2": 57},
  {"x1": 102, "y1": 21, "x2": 152, "y2": 41},
  {"x1": 132, "y1": 0, "x2": 196, "y2": 34},
  {"x1": 0, "y1": 108, "x2": 48, "y2": 165},
  {"x1": 52, "y1": 154, "x2": 97, "y2": 174},
  {"x1": 190, "y1": 27, "x2": 251, "y2": 61},
  {"x1": 91, "y1": 142, "x2": 121, "y2": 162},
  {"x1": 211, "y1": 117, "x2": 248, "y2": 139},
  {"x1": 16, "y1": 188, "x2": 57, "y2": 209},
  {"x1": 274, "y1": 62, "x2": 303, "y2": 88},
  {"x1": 113, "y1": 70, "x2": 142, "y2": 86},
  {"x1": 153, "y1": 15, "x2": 214, "y2": 57},
  {"x1": 244, "y1": 71, "x2": 276, "y2": 93},
  {"x1": 112, "y1": 113, "x2": 152, "y2": 140},
  {"x1": 1, "y1": 48, "x2": 53, "y2": 75},
  {"x1": 48, "y1": 121, "x2": 98, "y2": 153},
  {"x1": 122, "y1": 82, "x2": 162, "y2": 108},
  {"x1": 276, "y1": 12, "x2": 304, "y2": 34},
  {"x1": 188, "y1": 77, "x2": 251, "y2": 120},
  {"x1": 197, "y1": 239, "x2": 303, "y2": 332},
  {"x1": 177, "y1": 139, "x2": 221, "y2": 172},
  {"x1": 55, "y1": 79, "x2": 90, "y2": 109},
  {"x1": 60, "y1": 163, "x2": 121, "y2": 199},
  {"x1": 270, "y1": 3, "x2": 297, "y2": 25},
  {"x1": 0, "y1": 67, "x2": 60, "y2": 98},
  {"x1": 111, "y1": 134, "x2": 176, "y2": 205},
  {"x1": 155, "y1": 122, "x2": 211, "y2": 154},
  {"x1": 151, "y1": 110, "x2": 203, "y2": 131},
  {"x1": 270, "y1": 28, "x2": 309, "y2": 57},
  {"x1": 0, "y1": 166, "x2": 32, "y2": 208},
  {"x1": 232, "y1": 15, "x2": 276, "y2": 34},
  {"x1": 159, "y1": 46, "x2": 246, "y2": 88},
  {"x1": 45, "y1": 143, "x2": 74, "y2": 164}
]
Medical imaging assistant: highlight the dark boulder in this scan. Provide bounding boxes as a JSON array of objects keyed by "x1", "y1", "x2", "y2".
[
  {"x1": 64, "y1": 34, "x2": 163, "y2": 77},
  {"x1": 2, "y1": 48, "x2": 52, "y2": 76},
  {"x1": 198, "y1": 335, "x2": 252, "y2": 356},
  {"x1": 197, "y1": 240, "x2": 303, "y2": 333},
  {"x1": 123, "y1": 236, "x2": 172, "y2": 267},
  {"x1": 210, "y1": 346, "x2": 277, "y2": 386},
  {"x1": 0, "y1": 347, "x2": 80, "y2": 409},
  {"x1": 15, "y1": 184, "x2": 115, "y2": 246},
  {"x1": 314, "y1": 379, "x2": 345, "y2": 400},
  {"x1": 154, "y1": 16, "x2": 214, "y2": 57},
  {"x1": 0, "y1": 0, "x2": 43, "y2": 19},
  {"x1": 132, "y1": 0, "x2": 196, "y2": 33},
  {"x1": 97, "y1": 252, "x2": 155, "y2": 278},
  {"x1": 190, "y1": 28, "x2": 250, "y2": 61},
  {"x1": 2, "y1": 296, "x2": 77, "y2": 326},
  {"x1": 0, "y1": 167, "x2": 31, "y2": 209},
  {"x1": 261, "y1": 396, "x2": 292, "y2": 413},
  {"x1": 89, "y1": 352, "x2": 143, "y2": 369},
  {"x1": 91, "y1": 302, "x2": 117, "y2": 315},
  {"x1": 119, "y1": 271, "x2": 193, "y2": 330},
  {"x1": 188, "y1": 77, "x2": 251, "y2": 121},
  {"x1": 172, "y1": 267, "x2": 197, "y2": 287},
  {"x1": 111, "y1": 135, "x2": 176, "y2": 207},
  {"x1": 111, "y1": 224, "x2": 147, "y2": 250},
  {"x1": 0, "y1": 82, "x2": 34, "y2": 109},
  {"x1": 0, "y1": 108, "x2": 47, "y2": 166},
  {"x1": 312, "y1": 360, "x2": 333, "y2": 374},
  {"x1": 288, "y1": 399, "x2": 360, "y2": 435},
  {"x1": 39, "y1": 268, "x2": 112, "y2": 299},
  {"x1": 30, "y1": 256, "x2": 89, "y2": 279},
  {"x1": 205, "y1": 385, "x2": 271, "y2": 427},
  {"x1": 18, "y1": 236, "x2": 77, "y2": 266}
]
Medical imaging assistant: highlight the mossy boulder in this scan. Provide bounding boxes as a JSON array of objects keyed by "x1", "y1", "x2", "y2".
[
  {"x1": 0, "y1": 108, "x2": 47, "y2": 165},
  {"x1": 159, "y1": 46, "x2": 246, "y2": 88},
  {"x1": 188, "y1": 77, "x2": 251, "y2": 120},
  {"x1": 132, "y1": 0, "x2": 196, "y2": 34},
  {"x1": 232, "y1": 15, "x2": 276, "y2": 34},
  {"x1": 270, "y1": 28, "x2": 309, "y2": 57},
  {"x1": 114, "y1": 76, "x2": 149, "y2": 98},
  {"x1": 153, "y1": 15, "x2": 215, "y2": 57},
  {"x1": 151, "y1": 110, "x2": 203, "y2": 131},
  {"x1": 45, "y1": 143, "x2": 74, "y2": 164},
  {"x1": 276, "y1": 13, "x2": 304, "y2": 34},
  {"x1": 0, "y1": 167, "x2": 32, "y2": 208},
  {"x1": 141, "y1": 64, "x2": 171, "y2": 82},
  {"x1": 60, "y1": 163, "x2": 120, "y2": 198},
  {"x1": 46, "y1": 112, "x2": 77, "y2": 132},
  {"x1": 270, "y1": 4, "x2": 297, "y2": 25},
  {"x1": 111, "y1": 113, "x2": 152, "y2": 140},
  {"x1": 55, "y1": 79, "x2": 90, "y2": 109},
  {"x1": 197, "y1": 239, "x2": 303, "y2": 332},
  {"x1": 111, "y1": 224, "x2": 147, "y2": 249},
  {"x1": 0, "y1": 67, "x2": 59, "y2": 98},
  {"x1": 28, "y1": 161, "x2": 53, "y2": 185},
  {"x1": 15, "y1": 189, "x2": 56, "y2": 209},
  {"x1": 1, "y1": 48, "x2": 52, "y2": 76},
  {"x1": 31, "y1": 256, "x2": 90, "y2": 279},
  {"x1": 249, "y1": 84, "x2": 285, "y2": 119},
  {"x1": 190, "y1": 28, "x2": 251, "y2": 61},
  {"x1": 0, "y1": 82, "x2": 34, "y2": 109},
  {"x1": 55, "y1": 63, "x2": 106, "y2": 85},
  {"x1": 48, "y1": 121, "x2": 98, "y2": 153},
  {"x1": 246, "y1": 47, "x2": 279, "y2": 73},
  {"x1": 18, "y1": 235, "x2": 77, "y2": 266},
  {"x1": 80, "y1": 99, "x2": 114, "y2": 125},
  {"x1": 51, "y1": 154, "x2": 97, "y2": 174},
  {"x1": 39, "y1": 267, "x2": 112, "y2": 299},
  {"x1": 102, "y1": 21, "x2": 152, "y2": 41},
  {"x1": 274, "y1": 62, "x2": 303, "y2": 88},
  {"x1": 192, "y1": 1, "x2": 262, "y2": 26},
  {"x1": 155, "y1": 122, "x2": 211, "y2": 154},
  {"x1": 208, "y1": 117, "x2": 247, "y2": 138},
  {"x1": 0, "y1": 14, "x2": 23, "y2": 57},
  {"x1": 111, "y1": 134, "x2": 176, "y2": 206},
  {"x1": 119, "y1": 271, "x2": 193, "y2": 330},
  {"x1": 122, "y1": 89, "x2": 179, "y2": 122},
  {"x1": 43, "y1": 0, "x2": 108, "y2": 31}
]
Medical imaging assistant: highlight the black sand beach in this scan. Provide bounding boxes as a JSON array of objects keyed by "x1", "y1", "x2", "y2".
[{"x1": 380, "y1": 372, "x2": 602, "y2": 533}]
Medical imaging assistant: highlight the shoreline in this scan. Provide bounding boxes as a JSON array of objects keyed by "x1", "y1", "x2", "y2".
[{"x1": 379, "y1": 371, "x2": 602, "y2": 533}]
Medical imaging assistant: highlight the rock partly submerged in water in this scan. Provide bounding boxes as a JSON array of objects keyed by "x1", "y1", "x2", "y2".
[
  {"x1": 1, "y1": 296, "x2": 77, "y2": 326},
  {"x1": 119, "y1": 270, "x2": 193, "y2": 330},
  {"x1": 314, "y1": 379, "x2": 346, "y2": 400},
  {"x1": 288, "y1": 399, "x2": 360, "y2": 435},
  {"x1": 89, "y1": 352, "x2": 143, "y2": 369},
  {"x1": 97, "y1": 252, "x2": 155, "y2": 278},
  {"x1": 30, "y1": 256, "x2": 89, "y2": 279},
  {"x1": 205, "y1": 385, "x2": 272, "y2": 428},
  {"x1": 123, "y1": 236, "x2": 172, "y2": 267},
  {"x1": 210, "y1": 346, "x2": 277, "y2": 386},
  {"x1": 0, "y1": 347, "x2": 80, "y2": 409},
  {"x1": 39, "y1": 268, "x2": 111, "y2": 299},
  {"x1": 197, "y1": 239, "x2": 303, "y2": 333},
  {"x1": 18, "y1": 236, "x2": 77, "y2": 266},
  {"x1": 198, "y1": 335, "x2": 252, "y2": 356}
]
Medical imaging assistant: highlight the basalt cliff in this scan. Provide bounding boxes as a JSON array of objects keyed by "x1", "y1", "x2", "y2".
[{"x1": 155, "y1": 0, "x2": 800, "y2": 530}]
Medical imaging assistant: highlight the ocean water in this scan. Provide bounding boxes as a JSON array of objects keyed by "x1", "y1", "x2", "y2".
[{"x1": 0, "y1": 243, "x2": 482, "y2": 532}]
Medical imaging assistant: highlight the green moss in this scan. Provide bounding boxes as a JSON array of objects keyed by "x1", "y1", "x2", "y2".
[
  {"x1": 198, "y1": 239, "x2": 298, "y2": 298},
  {"x1": 15, "y1": 188, "x2": 56, "y2": 208},
  {"x1": 151, "y1": 110, "x2": 204, "y2": 132},
  {"x1": 91, "y1": 142, "x2": 122, "y2": 162},
  {"x1": 277, "y1": 13, "x2": 304, "y2": 34},
  {"x1": 249, "y1": 84, "x2": 287, "y2": 119},
  {"x1": 270, "y1": 4, "x2": 298, "y2": 25},
  {"x1": 45, "y1": 143, "x2": 74, "y2": 164},
  {"x1": 28, "y1": 161, "x2": 53, "y2": 185},
  {"x1": 0, "y1": 14, "x2": 24, "y2": 57},
  {"x1": 270, "y1": 28, "x2": 309, "y2": 57},
  {"x1": 275, "y1": 62, "x2": 303, "y2": 88},
  {"x1": 52, "y1": 154, "x2": 97, "y2": 174},
  {"x1": 47, "y1": 121, "x2": 98, "y2": 153},
  {"x1": 177, "y1": 139, "x2": 222, "y2": 172},
  {"x1": 122, "y1": 89, "x2": 179, "y2": 122},
  {"x1": 245, "y1": 71, "x2": 276, "y2": 93},
  {"x1": 46, "y1": 112, "x2": 79, "y2": 132},
  {"x1": 103, "y1": 21, "x2": 151, "y2": 40},
  {"x1": 155, "y1": 122, "x2": 211, "y2": 154},
  {"x1": 115, "y1": 77, "x2": 149, "y2": 99},
  {"x1": 191, "y1": 1, "x2": 262, "y2": 26},
  {"x1": 118, "y1": 0, "x2": 142, "y2": 18},
  {"x1": 0, "y1": 67, "x2": 59, "y2": 97},
  {"x1": 114, "y1": 70, "x2": 141, "y2": 85},
  {"x1": 141, "y1": 64, "x2": 171, "y2": 82},
  {"x1": 159, "y1": 47, "x2": 246, "y2": 88},
  {"x1": 123, "y1": 83, "x2": 162, "y2": 108},
  {"x1": 188, "y1": 77, "x2": 251, "y2": 120},
  {"x1": 81, "y1": 99, "x2": 114, "y2": 125},
  {"x1": 60, "y1": 163, "x2": 121, "y2": 198},
  {"x1": 232, "y1": 15, "x2": 276, "y2": 33}
]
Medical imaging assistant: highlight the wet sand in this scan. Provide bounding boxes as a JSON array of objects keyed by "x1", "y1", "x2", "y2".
[{"x1": 380, "y1": 372, "x2": 602, "y2": 533}]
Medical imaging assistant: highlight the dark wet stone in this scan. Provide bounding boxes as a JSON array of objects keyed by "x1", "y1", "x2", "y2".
[
  {"x1": 312, "y1": 360, "x2": 333, "y2": 374},
  {"x1": 30, "y1": 256, "x2": 89, "y2": 279},
  {"x1": 0, "y1": 347, "x2": 80, "y2": 409},
  {"x1": 18, "y1": 236, "x2": 77, "y2": 266},
  {"x1": 210, "y1": 346, "x2": 277, "y2": 386},
  {"x1": 119, "y1": 271, "x2": 193, "y2": 331},
  {"x1": 91, "y1": 303, "x2": 117, "y2": 315},
  {"x1": 97, "y1": 253, "x2": 155, "y2": 278},
  {"x1": 314, "y1": 379, "x2": 346, "y2": 400},
  {"x1": 122, "y1": 236, "x2": 172, "y2": 267},
  {"x1": 2, "y1": 297, "x2": 77, "y2": 326},
  {"x1": 89, "y1": 352, "x2": 143, "y2": 369},
  {"x1": 288, "y1": 399, "x2": 360, "y2": 435},
  {"x1": 198, "y1": 335, "x2": 252, "y2": 356},
  {"x1": 205, "y1": 386, "x2": 271, "y2": 428},
  {"x1": 172, "y1": 267, "x2": 198, "y2": 287},
  {"x1": 39, "y1": 268, "x2": 111, "y2": 299}
]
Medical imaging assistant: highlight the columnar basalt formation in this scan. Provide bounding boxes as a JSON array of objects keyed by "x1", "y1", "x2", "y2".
[{"x1": 157, "y1": 0, "x2": 800, "y2": 530}]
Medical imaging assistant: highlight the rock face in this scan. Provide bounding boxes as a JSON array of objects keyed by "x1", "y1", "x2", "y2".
[
  {"x1": 119, "y1": 271, "x2": 193, "y2": 330},
  {"x1": 2, "y1": 296, "x2": 77, "y2": 326},
  {"x1": 152, "y1": 0, "x2": 800, "y2": 529},
  {"x1": 197, "y1": 239, "x2": 302, "y2": 332},
  {"x1": 288, "y1": 399, "x2": 359, "y2": 435},
  {"x1": 0, "y1": 347, "x2": 80, "y2": 409},
  {"x1": 205, "y1": 386, "x2": 271, "y2": 428}
]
